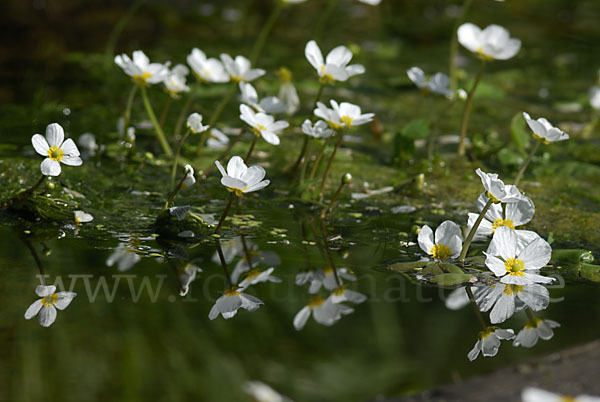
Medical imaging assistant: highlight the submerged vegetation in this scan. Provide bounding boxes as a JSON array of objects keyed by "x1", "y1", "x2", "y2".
[{"x1": 2, "y1": 0, "x2": 600, "y2": 400}]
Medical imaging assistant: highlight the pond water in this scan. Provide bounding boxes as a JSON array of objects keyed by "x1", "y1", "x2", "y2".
[{"x1": 2, "y1": 0, "x2": 600, "y2": 401}]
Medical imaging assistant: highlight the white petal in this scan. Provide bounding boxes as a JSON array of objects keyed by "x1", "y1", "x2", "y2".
[
  {"x1": 38, "y1": 305, "x2": 57, "y2": 327},
  {"x1": 45, "y1": 123, "x2": 64, "y2": 147},
  {"x1": 518, "y1": 237, "x2": 551, "y2": 270},
  {"x1": 32, "y1": 134, "x2": 49, "y2": 156},
  {"x1": 62, "y1": 155, "x2": 83, "y2": 166},
  {"x1": 260, "y1": 130, "x2": 280, "y2": 145},
  {"x1": 55, "y1": 292, "x2": 76, "y2": 310},
  {"x1": 417, "y1": 225, "x2": 434, "y2": 255},
  {"x1": 41, "y1": 158, "x2": 61, "y2": 176},
  {"x1": 244, "y1": 180, "x2": 270, "y2": 193},
  {"x1": 457, "y1": 23, "x2": 482, "y2": 53},
  {"x1": 227, "y1": 155, "x2": 247, "y2": 179},
  {"x1": 305, "y1": 40, "x2": 324, "y2": 71},
  {"x1": 25, "y1": 299, "x2": 43, "y2": 319},
  {"x1": 36, "y1": 285, "x2": 56, "y2": 297},
  {"x1": 489, "y1": 294, "x2": 515, "y2": 324},
  {"x1": 293, "y1": 306, "x2": 312, "y2": 330},
  {"x1": 215, "y1": 160, "x2": 227, "y2": 177},
  {"x1": 326, "y1": 45, "x2": 352, "y2": 67},
  {"x1": 60, "y1": 138, "x2": 80, "y2": 156},
  {"x1": 489, "y1": 226, "x2": 517, "y2": 260},
  {"x1": 240, "y1": 166, "x2": 266, "y2": 187},
  {"x1": 516, "y1": 284, "x2": 549, "y2": 311}
]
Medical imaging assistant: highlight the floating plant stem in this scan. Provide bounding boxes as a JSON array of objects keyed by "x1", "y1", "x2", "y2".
[
  {"x1": 240, "y1": 234, "x2": 254, "y2": 271},
  {"x1": 309, "y1": 138, "x2": 329, "y2": 179},
  {"x1": 318, "y1": 128, "x2": 346, "y2": 199},
  {"x1": 466, "y1": 284, "x2": 487, "y2": 331},
  {"x1": 448, "y1": 0, "x2": 475, "y2": 91},
  {"x1": 513, "y1": 140, "x2": 541, "y2": 186},
  {"x1": 214, "y1": 239, "x2": 233, "y2": 288},
  {"x1": 199, "y1": 82, "x2": 237, "y2": 155},
  {"x1": 139, "y1": 85, "x2": 173, "y2": 157},
  {"x1": 245, "y1": 134, "x2": 258, "y2": 163},
  {"x1": 164, "y1": 169, "x2": 188, "y2": 209},
  {"x1": 290, "y1": 82, "x2": 326, "y2": 173},
  {"x1": 321, "y1": 173, "x2": 352, "y2": 219},
  {"x1": 319, "y1": 219, "x2": 342, "y2": 287},
  {"x1": 214, "y1": 193, "x2": 235, "y2": 235},
  {"x1": 457, "y1": 60, "x2": 486, "y2": 157},
  {"x1": 23, "y1": 239, "x2": 46, "y2": 286},
  {"x1": 170, "y1": 129, "x2": 191, "y2": 188},
  {"x1": 458, "y1": 198, "x2": 493, "y2": 264},
  {"x1": 249, "y1": 1, "x2": 284, "y2": 65},
  {"x1": 121, "y1": 84, "x2": 138, "y2": 138}
]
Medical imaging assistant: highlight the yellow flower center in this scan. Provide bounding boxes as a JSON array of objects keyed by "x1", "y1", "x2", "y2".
[
  {"x1": 224, "y1": 288, "x2": 241, "y2": 297},
  {"x1": 231, "y1": 75, "x2": 245, "y2": 83},
  {"x1": 241, "y1": 250, "x2": 259, "y2": 262},
  {"x1": 560, "y1": 397, "x2": 576, "y2": 402},
  {"x1": 276, "y1": 67, "x2": 292, "y2": 83},
  {"x1": 47, "y1": 146, "x2": 64, "y2": 162},
  {"x1": 324, "y1": 267, "x2": 334, "y2": 274},
  {"x1": 502, "y1": 284, "x2": 523, "y2": 296},
  {"x1": 133, "y1": 71, "x2": 153, "y2": 85},
  {"x1": 478, "y1": 327, "x2": 495, "y2": 339},
  {"x1": 308, "y1": 295, "x2": 325, "y2": 308},
  {"x1": 492, "y1": 218, "x2": 515, "y2": 231},
  {"x1": 476, "y1": 46, "x2": 495, "y2": 61},
  {"x1": 227, "y1": 186, "x2": 248, "y2": 197},
  {"x1": 430, "y1": 244, "x2": 452, "y2": 261},
  {"x1": 41, "y1": 293, "x2": 58, "y2": 307},
  {"x1": 486, "y1": 191, "x2": 501, "y2": 204},
  {"x1": 532, "y1": 133, "x2": 550, "y2": 145},
  {"x1": 244, "y1": 269, "x2": 261, "y2": 280},
  {"x1": 319, "y1": 66, "x2": 334, "y2": 84},
  {"x1": 504, "y1": 257, "x2": 525, "y2": 276},
  {"x1": 340, "y1": 116, "x2": 354, "y2": 127},
  {"x1": 524, "y1": 317, "x2": 542, "y2": 329}
]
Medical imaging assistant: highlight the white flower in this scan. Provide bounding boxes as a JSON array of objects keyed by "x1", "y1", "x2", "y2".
[
  {"x1": 418, "y1": 220, "x2": 463, "y2": 261},
  {"x1": 239, "y1": 82, "x2": 285, "y2": 114},
  {"x1": 106, "y1": 243, "x2": 141, "y2": 272},
  {"x1": 358, "y1": 0, "x2": 381, "y2": 4},
  {"x1": 305, "y1": 267, "x2": 356, "y2": 293},
  {"x1": 74, "y1": 210, "x2": 93, "y2": 223},
  {"x1": 243, "y1": 381, "x2": 292, "y2": 402},
  {"x1": 186, "y1": 112, "x2": 210, "y2": 134},
  {"x1": 293, "y1": 295, "x2": 354, "y2": 330},
  {"x1": 163, "y1": 64, "x2": 190, "y2": 98},
  {"x1": 302, "y1": 120, "x2": 335, "y2": 138},
  {"x1": 220, "y1": 53, "x2": 265, "y2": 82},
  {"x1": 239, "y1": 104, "x2": 289, "y2": 145},
  {"x1": 406, "y1": 67, "x2": 453, "y2": 97},
  {"x1": 589, "y1": 86, "x2": 600, "y2": 110},
  {"x1": 114, "y1": 50, "x2": 169, "y2": 85},
  {"x1": 480, "y1": 283, "x2": 550, "y2": 324},
  {"x1": 187, "y1": 48, "x2": 229, "y2": 83},
  {"x1": 314, "y1": 100, "x2": 374, "y2": 129},
  {"x1": 215, "y1": 155, "x2": 270, "y2": 196},
  {"x1": 522, "y1": 112, "x2": 569, "y2": 143},
  {"x1": 182, "y1": 164, "x2": 195, "y2": 188},
  {"x1": 513, "y1": 318, "x2": 560, "y2": 348},
  {"x1": 329, "y1": 287, "x2": 367, "y2": 304},
  {"x1": 208, "y1": 287, "x2": 263, "y2": 319},
  {"x1": 178, "y1": 263, "x2": 202, "y2": 296},
  {"x1": 24, "y1": 285, "x2": 76, "y2": 327},
  {"x1": 279, "y1": 82, "x2": 300, "y2": 115},
  {"x1": 238, "y1": 267, "x2": 282, "y2": 289},
  {"x1": 467, "y1": 327, "x2": 515, "y2": 361},
  {"x1": 445, "y1": 284, "x2": 495, "y2": 310},
  {"x1": 457, "y1": 23, "x2": 521, "y2": 61},
  {"x1": 475, "y1": 168, "x2": 522, "y2": 203},
  {"x1": 305, "y1": 40, "x2": 365, "y2": 84},
  {"x1": 467, "y1": 189, "x2": 535, "y2": 242},
  {"x1": 212, "y1": 238, "x2": 281, "y2": 282},
  {"x1": 32, "y1": 123, "x2": 82, "y2": 176},
  {"x1": 521, "y1": 387, "x2": 600, "y2": 402},
  {"x1": 78, "y1": 133, "x2": 98, "y2": 157},
  {"x1": 206, "y1": 128, "x2": 229, "y2": 149},
  {"x1": 484, "y1": 226, "x2": 554, "y2": 285}
]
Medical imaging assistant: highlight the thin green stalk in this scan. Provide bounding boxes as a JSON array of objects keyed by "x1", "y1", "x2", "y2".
[
  {"x1": 459, "y1": 198, "x2": 493, "y2": 264},
  {"x1": 321, "y1": 177, "x2": 347, "y2": 219},
  {"x1": 449, "y1": 0, "x2": 475, "y2": 91},
  {"x1": 290, "y1": 83, "x2": 326, "y2": 173},
  {"x1": 466, "y1": 284, "x2": 487, "y2": 331},
  {"x1": 199, "y1": 81, "x2": 237, "y2": 155},
  {"x1": 457, "y1": 60, "x2": 486, "y2": 158},
  {"x1": 314, "y1": 0, "x2": 340, "y2": 40},
  {"x1": 249, "y1": 1, "x2": 284, "y2": 65},
  {"x1": 214, "y1": 239, "x2": 233, "y2": 288},
  {"x1": 159, "y1": 97, "x2": 172, "y2": 129},
  {"x1": 239, "y1": 234, "x2": 254, "y2": 271},
  {"x1": 139, "y1": 85, "x2": 173, "y2": 157},
  {"x1": 23, "y1": 240, "x2": 46, "y2": 286},
  {"x1": 513, "y1": 140, "x2": 541, "y2": 186},
  {"x1": 104, "y1": 0, "x2": 147, "y2": 70},
  {"x1": 164, "y1": 169, "x2": 188, "y2": 209},
  {"x1": 245, "y1": 135, "x2": 258, "y2": 163},
  {"x1": 525, "y1": 308, "x2": 537, "y2": 322},
  {"x1": 309, "y1": 139, "x2": 329, "y2": 179},
  {"x1": 122, "y1": 84, "x2": 138, "y2": 138},
  {"x1": 174, "y1": 84, "x2": 198, "y2": 141},
  {"x1": 214, "y1": 193, "x2": 235, "y2": 235},
  {"x1": 318, "y1": 129, "x2": 345, "y2": 199},
  {"x1": 170, "y1": 129, "x2": 191, "y2": 188},
  {"x1": 298, "y1": 140, "x2": 312, "y2": 185},
  {"x1": 319, "y1": 219, "x2": 342, "y2": 288}
]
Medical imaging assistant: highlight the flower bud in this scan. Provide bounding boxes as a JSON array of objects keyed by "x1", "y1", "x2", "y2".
[{"x1": 342, "y1": 173, "x2": 352, "y2": 185}]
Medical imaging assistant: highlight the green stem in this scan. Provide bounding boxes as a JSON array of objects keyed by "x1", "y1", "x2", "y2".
[
  {"x1": 174, "y1": 84, "x2": 198, "y2": 141},
  {"x1": 309, "y1": 139, "x2": 328, "y2": 179},
  {"x1": 249, "y1": 1, "x2": 284, "y2": 65},
  {"x1": 159, "y1": 97, "x2": 172, "y2": 129},
  {"x1": 318, "y1": 129, "x2": 345, "y2": 199},
  {"x1": 457, "y1": 60, "x2": 485, "y2": 158},
  {"x1": 245, "y1": 135, "x2": 258, "y2": 163},
  {"x1": 122, "y1": 84, "x2": 138, "y2": 138},
  {"x1": 299, "y1": 139, "x2": 312, "y2": 185},
  {"x1": 164, "y1": 170, "x2": 188, "y2": 209},
  {"x1": 314, "y1": 0, "x2": 340, "y2": 40},
  {"x1": 459, "y1": 198, "x2": 493, "y2": 264},
  {"x1": 290, "y1": 83, "x2": 326, "y2": 173},
  {"x1": 525, "y1": 308, "x2": 537, "y2": 323},
  {"x1": 170, "y1": 129, "x2": 191, "y2": 188},
  {"x1": 319, "y1": 219, "x2": 342, "y2": 288},
  {"x1": 513, "y1": 140, "x2": 541, "y2": 186},
  {"x1": 321, "y1": 179, "x2": 346, "y2": 219},
  {"x1": 239, "y1": 234, "x2": 254, "y2": 271},
  {"x1": 199, "y1": 82, "x2": 237, "y2": 155},
  {"x1": 449, "y1": 0, "x2": 475, "y2": 91},
  {"x1": 466, "y1": 284, "x2": 487, "y2": 331},
  {"x1": 104, "y1": 0, "x2": 147, "y2": 70},
  {"x1": 214, "y1": 193, "x2": 235, "y2": 235},
  {"x1": 214, "y1": 239, "x2": 233, "y2": 288},
  {"x1": 139, "y1": 85, "x2": 173, "y2": 157}
]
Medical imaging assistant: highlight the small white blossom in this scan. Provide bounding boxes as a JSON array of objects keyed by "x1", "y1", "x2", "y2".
[
  {"x1": 182, "y1": 164, "x2": 195, "y2": 188},
  {"x1": 480, "y1": 283, "x2": 550, "y2": 324},
  {"x1": 418, "y1": 220, "x2": 463, "y2": 261},
  {"x1": 32, "y1": 123, "x2": 82, "y2": 176},
  {"x1": 239, "y1": 82, "x2": 285, "y2": 114},
  {"x1": 220, "y1": 54, "x2": 265, "y2": 82},
  {"x1": 186, "y1": 112, "x2": 209, "y2": 134},
  {"x1": 305, "y1": 40, "x2": 365, "y2": 84},
  {"x1": 293, "y1": 296, "x2": 354, "y2": 330},
  {"x1": 305, "y1": 267, "x2": 357, "y2": 293},
  {"x1": 208, "y1": 288, "x2": 263, "y2": 319},
  {"x1": 458, "y1": 23, "x2": 521, "y2": 61},
  {"x1": 279, "y1": 82, "x2": 300, "y2": 115},
  {"x1": 522, "y1": 112, "x2": 569, "y2": 143},
  {"x1": 476, "y1": 168, "x2": 522, "y2": 203},
  {"x1": 178, "y1": 263, "x2": 202, "y2": 296},
  {"x1": 78, "y1": 133, "x2": 98, "y2": 157},
  {"x1": 467, "y1": 327, "x2": 515, "y2": 361},
  {"x1": 215, "y1": 155, "x2": 270, "y2": 196},
  {"x1": 239, "y1": 104, "x2": 289, "y2": 145},
  {"x1": 314, "y1": 100, "x2": 374, "y2": 129},
  {"x1": 106, "y1": 243, "x2": 141, "y2": 272},
  {"x1": 74, "y1": 210, "x2": 93, "y2": 223},
  {"x1": 243, "y1": 381, "x2": 292, "y2": 402},
  {"x1": 238, "y1": 267, "x2": 282, "y2": 289},
  {"x1": 302, "y1": 120, "x2": 335, "y2": 138},
  {"x1": 521, "y1": 387, "x2": 600, "y2": 402},
  {"x1": 206, "y1": 128, "x2": 229, "y2": 149},
  {"x1": 163, "y1": 64, "x2": 190, "y2": 98},
  {"x1": 187, "y1": 48, "x2": 229, "y2": 83},
  {"x1": 513, "y1": 318, "x2": 560, "y2": 348},
  {"x1": 114, "y1": 50, "x2": 168, "y2": 85},
  {"x1": 407, "y1": 67, "x2": 453, "y2": 97},
  {"x1": 24, "y1": 285, "x2": 76, "y2": 327},
  {"x1": 589, "y1": 86, "x2": 600, "y2": 110}
]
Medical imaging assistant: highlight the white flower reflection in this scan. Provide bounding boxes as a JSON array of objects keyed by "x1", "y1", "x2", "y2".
[
  {"x1": 178, "y1": 263, "x2": 202, "y2": 297},
  {"x1": 106, "y1": 242, "x2": 141, "y2": 272},
  {"x1": 467, "y1": 327, "x2": 515, "y2": 361},
  {"x1": 208, "y1": 288, "x2": 264, "y2": 320},
  {"x1": 25, "y1": 285, "x2": 76, "y2": 327},
  {"x1": 293, "y1": 295, "x2": 354, "y2": 330},
  {"x1": 513, "y1": 318, "x2": 560, "y2": 348}
]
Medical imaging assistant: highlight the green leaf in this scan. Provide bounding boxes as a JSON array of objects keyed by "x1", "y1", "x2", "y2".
[
  {"x1": 419, "y1": 262, "x2": 443, "y2": 275},
  {"x1": 402, "y1": 118, "x2": 429, "y2": 139},
  {"x1": 464, "y1": 256, "x2": 486, "y2": 267},
  {"x1": 389, "y1": 260, "x2": 428, "y2": 272},
  {"x1": 442, "y1": 263, "x2": 465, "y2": 274},
  {"x1": 430, "y1": 273, "x2": 474, "y2": 286},
  {"x1": 552, "y1": 249, "x2": 595, "y2": 268},
  {"x1": 510, "y1": 112, "x2": 531, "y2": 156},
  {"x1": 579, "y1": 263, "x2": 600, "y2": 282}
]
